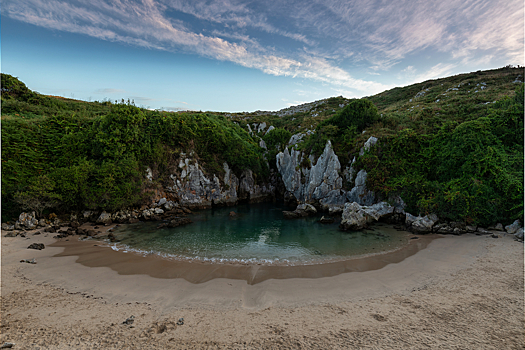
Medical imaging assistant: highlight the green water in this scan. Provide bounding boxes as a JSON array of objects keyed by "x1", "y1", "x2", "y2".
[{"x1": 108, "y1": 202, "x2": 411, "y2": 265}]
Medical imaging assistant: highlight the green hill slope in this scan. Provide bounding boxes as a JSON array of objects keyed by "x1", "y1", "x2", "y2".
[{"x1": 1, "y1": 66, "x2": 523, "y2": 225}]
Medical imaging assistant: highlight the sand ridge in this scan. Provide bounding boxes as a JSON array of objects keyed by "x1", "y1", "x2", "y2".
[{"x1": 1, "y1": 228, "x2": 523, "y2": 349}]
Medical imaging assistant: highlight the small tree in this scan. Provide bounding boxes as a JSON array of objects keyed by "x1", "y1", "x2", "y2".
[{"x1": 14, "y1": 175, "x2": 61, "y2": 218}]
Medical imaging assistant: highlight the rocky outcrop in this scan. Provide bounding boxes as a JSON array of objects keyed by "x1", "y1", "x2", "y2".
[
  {"x1": 276, "y1": 137, "x2": 380, "y2": 211},
  {"x1": 345, "y1": 169, "x2": 375, "y2": 206},
  {"x1": 339, "y1": 202, "x2": 395, "y2": 231},
  {"x1": 276, "y1": 140, "x2": 345, "y2": 209},
  {"x1": 15, "y1": 212, "x2": 38, "y2": 230}
]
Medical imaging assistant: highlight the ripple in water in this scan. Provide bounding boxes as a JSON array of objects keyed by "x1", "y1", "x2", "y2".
[{"x1": 107, "y1": 202, "x2": 411, "y2": 265}]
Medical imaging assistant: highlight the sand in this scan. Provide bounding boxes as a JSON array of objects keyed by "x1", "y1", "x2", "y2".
[{"x1": 1, "y1": 226, "x2": 523, "y2": 349}]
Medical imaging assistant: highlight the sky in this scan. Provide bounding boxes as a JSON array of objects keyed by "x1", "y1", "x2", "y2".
[{"x1": 2, "y1": 0, "x2": 523, "y2": 112}]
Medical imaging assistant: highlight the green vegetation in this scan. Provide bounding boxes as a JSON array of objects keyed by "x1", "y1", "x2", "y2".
[
  {"x1": 1, "y1": 74, "x2": 266, "y2": 221},
  {"x1": 2, "y1": 66, "x2": 523, "y2": 226}
]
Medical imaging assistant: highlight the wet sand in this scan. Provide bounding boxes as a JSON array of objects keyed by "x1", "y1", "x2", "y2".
[
  {"x1": 1, "y1": 227, "x2": 523, "y2": 349},
  {"x1": 49, "y1": 234, "x2": 436, "y2": 284}
]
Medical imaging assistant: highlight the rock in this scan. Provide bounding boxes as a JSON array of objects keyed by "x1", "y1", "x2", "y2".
[
  {"x1": 1, "y1": 223, "x2": 14, "y2": 231},
  {"x1": 282, "y1": 210, "x2": 307, "y2": 219},
  {"x1": 359, "y1": 136, "x2": 378, "y2": 156},
  {"x1": 37, "y1": 219, "x2": 47, "y2": 227},
  {"x1": 154, "y1": 208, "x2": 164, "y2": 215},
  {"x1": 433, "y1": 223, "x2": 454, "y2": 234},
  {"x1": 410, "y1": 215, "x2": 438, "y2": 234},
  {"x1": 328, "y1": 205, "x2": 344, "y2": 215},
  {"x1": 96, "y1": 211, "x2": 112, "y2": 225},
  {"x1": 108, "y1": 232, "x2": 116, "y2": 242},
  {"x1": 288, "y1": 133, "x2": 305, "y2": 147},
  {"x1": 340, "y1": 202, "x2": 394, "y2": 231},
  {"x1": 405, "y1": 213, "x2": 417, "y2": 226},
  {"x1": 495, "y1": 223, "x2": 504, "y2": 231},
  {"x1": 122, "y1": 316, "x2": 135, "y2": 325},
  {"x1": 477, "y1": 227, "x2": 491, "y2": 235},
  {"x1": 20, "y1": 258, "x2": 36, "y2": 264},
  {"x1": 505, "y1": 220, "x2": 521, "y2": 234},
  {"x1": 297, "y1": 203, "x2": 317, "y2": 214},
  {"x1": 177, "y1": 318, "x2": 184, "y2": 326},
  {"x1": 3, "y1": 231, "x2": 19, "y2": 237},
  {"x1": 16, "y1": 212, "x2": 38, "y2": 230},
  {"x1": 266, "y1": 125, "x2": 275, "y2": 134},
  {"x1": 44, "y1": 226, "x2": 56, "y2": 233},
  {"x1": 168, "y1": 217, "x2": 192, "y2": 228},
  {"x1": 465, "y1": 225, "x2": 477, "y2": 232},
  {"x1": 346, "y1": 170, "x2": 375, "y2": 206},
  {"x1": 158, "y1": 198, "x2": 167, "y2": 206},
  {"x1": 514, "y1": 228, "x2": 524, "y2": 241},
  {"x1": 27, "y1": 243, "x2": 45, "y2": 250},
  {"x1": 319, "y1": 216, "x2": 335, "y2": 224},
  {"x1": 229, "y1": 211, "x2": 237, "y2": 217},
  {"x1": 277, "y1": 141, "x2": 345, "y2": 205},
  {"x1": 0, "y1": 342, "x2": 15, "y2": 349}
]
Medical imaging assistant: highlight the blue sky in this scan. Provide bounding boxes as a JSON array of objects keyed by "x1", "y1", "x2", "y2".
[{"x1": 2, "y1": 0, "x2": 523, "y2": 112}]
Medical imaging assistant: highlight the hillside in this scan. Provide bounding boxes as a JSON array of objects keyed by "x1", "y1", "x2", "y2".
[{"x1": 1, "y1": 66, "x2": 523, "y2": 225}]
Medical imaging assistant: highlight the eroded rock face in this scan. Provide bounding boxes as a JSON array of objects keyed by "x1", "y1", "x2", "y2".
[
  {"x1": 276, "y1": 141, "x2": 345, "y2": 208},
  {"x1": 345, "y1": 169, "x2": 375, "y2": 206},
  {"x1": 166, "y1": 154, "x2": 273, "y2": 209},
  {"x1": 339, "y1": 202, "x2": 395, "y2": 231}
]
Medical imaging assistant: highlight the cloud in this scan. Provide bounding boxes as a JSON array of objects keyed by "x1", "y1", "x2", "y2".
[
  {"x1": 3, "y1": 0, "x2": 523, "y2": 99},
  {"x1": 3, "y1": 0, "x2": 388, "y2": 95}
]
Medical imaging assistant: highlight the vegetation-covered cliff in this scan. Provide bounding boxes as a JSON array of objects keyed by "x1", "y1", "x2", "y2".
[{"x1": 2, "y1": 66, "x2": 523, "y2": 226}]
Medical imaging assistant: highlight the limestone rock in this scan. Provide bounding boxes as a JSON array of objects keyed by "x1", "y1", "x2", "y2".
[
  {"x1": 359, "y1": 136, "x2": 378, "y2": 156},
  {"x1": 1, "y1": 223, "x2": 14, "y2": 231},
  {"x1": 276, "y1": 141, "x2": 345, "y2": 208},
  {"x1": 340, "y1": 202, "x2": 394, "y2": 231},
  {"x1": 96, "y1": 212, "x2": 112, "y2": 225},
  {"x1": 514, "y1": 228, "x2": 524, "y2": 241},
  {"x1": 345, "y1": 170, "x2": 375, "y2": 206},
  {"x1": 17, "y1": 212, "x2": 38, "y2": 230},
  {"x1": 410, "y1": 215, "x2": 438, "y2": 234},
  {"x1": 505, "y1": 220, "x2": 521, "y2": 234}
]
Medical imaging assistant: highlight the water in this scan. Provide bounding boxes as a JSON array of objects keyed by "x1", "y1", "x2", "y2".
[{"x1": 107, "y1": 202, "x2": 411, "y2": 265}]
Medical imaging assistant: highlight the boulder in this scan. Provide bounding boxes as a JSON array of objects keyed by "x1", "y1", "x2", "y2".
[
  {"x1": 433, "y1": 223, "x2": 454, "y2": 234},
  {"x1": 17, "y1": 212, "x2": 38, "y2": 230},
  {"x1": 27, "y1": 243, "x2": 45, "y2": 250},
  {"x1": 168, "y1": 217, "x2": 192, "y2": 228},
  {"x1": 410, "y1": 215, "x2": 438, "y2": 234},
  {"x1": 1, "y1": 223, "x2": 14, "y2": 231},
  {"x1": 505, "y1": 220, "x2": 521, "y2": 234},
  {"x1": 465, "y1": 225, "x2": 477, "y2": 233},
  {"x1": 514, "y1": 228, "x2": 524, "y2": 241},
  {"x1": 340, "y1": 202, "x2": 394, "y2": 231},
  {"x1": 96, "y1": 211, "x2": 112, "y2": 225},
  {"x1": 297, "y1": 203, "x2": 317, "y2": 215}
]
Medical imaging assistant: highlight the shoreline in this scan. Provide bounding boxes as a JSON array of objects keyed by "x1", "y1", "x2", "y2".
[
  {"x1": 49, "y1": 233, "x2": 437, "y2": 284},
  {"x1": 1, "y1": 227, "x2": 523, "y2": 349}
]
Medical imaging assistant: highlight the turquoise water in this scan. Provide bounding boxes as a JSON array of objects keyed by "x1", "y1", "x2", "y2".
[{"x1": 107, "y1": 202, "x2": 411, "y2": 265}]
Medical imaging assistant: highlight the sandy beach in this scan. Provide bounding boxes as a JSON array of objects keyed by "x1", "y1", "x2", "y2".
[{"x1": 1, "y1": 227, "x2": 523, "y2": 349}]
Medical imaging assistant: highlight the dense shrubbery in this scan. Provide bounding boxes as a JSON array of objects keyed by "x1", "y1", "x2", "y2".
[
  {"x1": 355, "y1": 84, "x2": 524, "y2": 225},
  {"x1": 1, "y1": 77, "x2": 267, "y2": 220},
  {"x1": 2, "y1": 72, "x2": 523, "y2": 227}
]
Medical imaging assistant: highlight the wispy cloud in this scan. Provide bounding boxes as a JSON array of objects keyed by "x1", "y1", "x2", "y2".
[
  {"x1": 3, "y1": 0, "x2": 523, "y2": 98},
  {"x1": 3, "y1": 0, "x2": 389, "y2": 95}
]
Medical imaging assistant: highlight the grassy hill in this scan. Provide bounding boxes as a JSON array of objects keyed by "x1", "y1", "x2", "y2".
[{"x1": 1, "y1": 66, "x2": 523, "y2": 225}]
